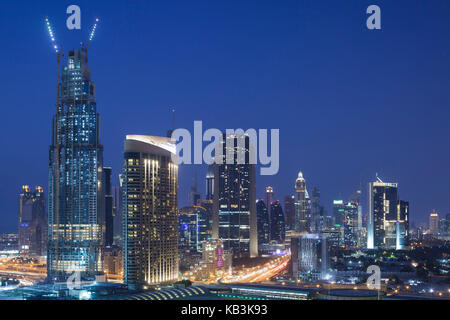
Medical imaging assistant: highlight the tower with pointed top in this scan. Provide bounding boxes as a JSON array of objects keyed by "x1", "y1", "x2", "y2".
[{"x1": 295, "y1": 171, "x2": 310, "y2": 233}]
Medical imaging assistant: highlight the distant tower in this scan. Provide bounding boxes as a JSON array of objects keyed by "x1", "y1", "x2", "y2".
[
  {"x1": 265, "y1": 186, "x2": 274, "y2": 231},
  {"x1": 295, "y1": 171, "x2": 309, "y2": 233},
  {"x1": 284, "y1": 195, "x2": 295, "y2": 230},
  {"x1": 429, "y1": 212, "x2": 439, "y2": 236},
  {"x1": 256, "y1": 199, "x2": 270, "y2": 248},
  {"x1": 189, "y1": 173, "x2": 201, "y2": 206},
  {"x1": 270, "y1": 200, "x2": 285, "y2": 243},
  {"x1": 103, "y1": 167, "x2": 114, "y2": 247},
  {"x1": 205, "y1": 165, "x2": 214, "y2": 200},
  {"x1": 18, "y1": 186, "x2": 33, "y2": 256}
]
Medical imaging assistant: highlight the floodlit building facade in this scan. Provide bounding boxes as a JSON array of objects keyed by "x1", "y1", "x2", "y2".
[
  {"x1": 122, "y1": 135, "x2": 178, "y2": 289},
  {"x1": 48, "y1": 49, "x2": 104, "y2": 281}
]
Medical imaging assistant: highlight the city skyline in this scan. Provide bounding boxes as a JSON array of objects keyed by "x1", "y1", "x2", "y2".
[{"x1": 1, "y1": 0, "x2": 450, "y2": 234}]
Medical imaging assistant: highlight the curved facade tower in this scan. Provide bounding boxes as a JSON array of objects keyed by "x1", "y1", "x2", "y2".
[
  {"x1": 48, "y1": 49, "x2": 104, "y2": 281},
  {"x1": 123, "y1": 135, "x2": 178, "y2": 289}
]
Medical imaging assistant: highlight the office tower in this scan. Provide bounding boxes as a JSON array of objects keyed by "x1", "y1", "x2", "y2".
[
  {"x1": 189, "y1": 174, "x2": 201, "y2": 206},
  {"x1": 197, "y1": 199, "x2": 213, "y2": 238},
  {"x1": 295, "y1": 171, "x2": 310, "y2": 233},
  {"x1": 284, "y1": 195, "x2": 295, "y2": 230},
  {"x1": 256, "y1": 199, "x2": 270, "y2": 248},
  {"x1": 18, "y1": 186, "x2": 33, "y2": 256},
  {"x1": 206, "y1": 165, "x2": 214, "y2": 200},
  {"x1": 396, "y1": 200, "x2": 409, "y2": 249},
  {"x1": 178, "y1": 206, "x2": 211, "y2": 252},
  {"x1": 48, "y1": 49, "x2": 104, "y2": 281},
  {"x1": 212, "y1": 134, "x2": 257, "y2": 258},
  {"x1": 429, "y1": 212, "x2": 439, "y2": 236},
  {"x1": 123, "y1": 135, "x2": 178, "y2": 288},
  {"x1": 112, "y1": 184, "x2": 123, "y2": 246},
  {"x1": 270, "y1": 200, "x2": 285, "y2": 243},
  {"x1": 18, "y1": 186, "x2": 47, "y2": 256},
  {"x1": 310, "y1": 187, "x2": 324, "y2": 233},
  {"x1": 265, "y1": 186, "x2": 274, "y2": 228},
  {"x1": 335, "y1": 201, "x2": 359, "y2": 248},
  {"x1": 103, "y1": 167, "x2": 114, "y2": 247},
  {"x1": 291, "y1": 234, "x2": 328, "y2": 281},
  {"x1": 367, "y1": 178, "x2": 409, "y2": 250},
  {"x1": 103, "y1": 246, "x2": 123, "y2": 276}
]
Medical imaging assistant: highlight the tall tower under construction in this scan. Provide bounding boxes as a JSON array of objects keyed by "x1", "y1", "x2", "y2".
[{"x1": 47, "y1": 48, "x2": 104, "y2": 281}]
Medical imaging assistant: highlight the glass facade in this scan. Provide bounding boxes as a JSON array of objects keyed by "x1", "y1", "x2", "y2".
[
  {"x1": 48, "y1": 49, "x2": 104, "y2": 281},
  {"x1": 123, "y1": 135, "x2": 178, "y2": 289},
  {"x1": 212, "y1": 134, "x2": 257, "y2": 258}
]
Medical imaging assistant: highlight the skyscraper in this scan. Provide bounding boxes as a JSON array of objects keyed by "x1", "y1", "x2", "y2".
[
  {"x1": 205, "y1": 165, "x2": 214, "y2": 200},
  {"x1": 212, "y1": 134, "x2": 257, "y2": 258},
  {"x1": 103, "y1": 167, "x2": 114, "y2": 247},
  {"x1": 178, "y1": 206, "x2": 211, "y2": 252},
  {"x1": 295, "y1": 171, "x2": 310, "y2": 233},
  {"x1": 18, "y1": 186, "x2": 47, "y2": 256},
  {"x1": 429, "y1": 212, "x2": 439, "y2": 236},
  {"x1": 256, "y1": 199, "x2": 270, "y2": 248},
  {"x1": 396, "y1": 200, "x2": 409, "y2": 249},
  {"x1": 291, "y1": 234, "x2": 328, "y2": 281},
  {"x1": 310, "y1": 187, "x2": 324, "y2": 233},
  {"x1": 332, "y1": 200, "x2": 358, "y2": 248},
  {"x1": 189, "y1": 173, "x2": 201, "y2": 206},
  {"x1": 284, "y1": 195, "x2": 295, "y2": 230},
  {"x1": 270, "y1": 200, "x2": 285, "y2": 243},
  {"x1": 367, "y1": 178, "x2": 408, "y2": 250},
  {"x1": 48, "y1": 49, "x2": 104, "y2": 281},
  {"x1": 265, "y1": 186, "x2": 274, "y2": 229},
  {"x1": 123, "y1": 135, "x2": 178, "y2": 289}
]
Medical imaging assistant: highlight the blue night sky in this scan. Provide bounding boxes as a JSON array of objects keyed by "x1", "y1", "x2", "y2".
[{"x1": 0, "y1": 0, "x2": 449, "y2": 233}]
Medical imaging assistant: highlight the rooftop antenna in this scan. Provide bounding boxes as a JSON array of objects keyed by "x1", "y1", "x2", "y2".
[{"x1": 167, "y1": 108, "x2": 175, "y2": 138}]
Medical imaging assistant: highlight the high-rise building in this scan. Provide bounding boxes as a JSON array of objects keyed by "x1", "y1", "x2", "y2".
[
  {"x1": 48, "y1": 49, "x2": 104, "y2": 281},
  {"x1": 205, "y1": 165, "x2": 214, "y2": 200},
  {"x1": 295, "y1": 171, "x2": 310, "y2": 233},
  {"x1": 265, "y1": 186, "x2": 274, "y2": 229},
  {"x1": 310, "y1": 187, "x2": 324, "y2": 233},
  {"x1": 332, "y1": 200, "x2": 359, "y2": 248},
  {"x1": 429, "y1": 212, "x2": 439, "y2": 236},
  {"x1": 103, "y1": 167, "x2": 114, "y2": 247},
  {"x1": 256, "y1": 199, "x2": 270, "y2": 248},
  {"x1": 178, "y1": 206, "x2": 211, "y2": 252},
  {"x1": 112, "y1": 182, "x2": 123, "y2": 247},
  {"x1": 396, "y1": 200, "x2": 409, "y2": 249},
  {"x1": 367, "y1": 178, "x2": 408, "y2": 250},
  {"x1": 284, "y1": 195, "x2": 295, "y2": 230},
  {"x1": 189, "y1": 173, "x2": 201, "y2": 206},
  {"x1": 18, "y1": 186, "x2": 47, "y2": 256},
  {"x1": 212, "y1": 134, "x2": 257, "y2": 258},
  {"x1": 123, "y1": 135, "x2": 178, "y2": 289},
  {"x1": 270, "y1": 200, "x2": 285, "y2": 243},
  {"x1": 291, "y1": 234, "x2": 328, "y2": 281}
]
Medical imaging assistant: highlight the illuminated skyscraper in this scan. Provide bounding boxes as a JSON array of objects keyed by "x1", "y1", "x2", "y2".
[
  {"x1": 333, "y1": 200, "x2": 358, "y2": 248},
  {"x1": 48, "y1": 49, "x2": 104, "y2": 281},
  {"x1": 270, "y1": 200, "x2": 285, "y2": 243},
  {"x1": 256, "y1": 199, "x2": 270, "y2": 248},
  {"x1": 212, "y1": 134, "x2": 257, "y2": 258},
  {"x1": 206, "y1": 165, "x2": 214, "y2": 200},
  {"x1": 295, "y1": 171, "x2": 310, "y2": 233},
  {"x1": 265, "y1": 186, "x2": 274, "y2": 227},
  {"x1": 103, "y1": 167, "x2": 114, "y2": 247},
  {"x1": 284, "y1": 195, "x2": 295, "y2": 230},
  {"x1": 18, "y1": 186, "x2": 47, "y2": 256},
  {"x1": 367, "y1": 178, "x2": 408, "y2": 250},
  {"x1": 291, "y1": 234, "x2": 328, "y2": 281},
  {"x1": 123, "y1": 135, "x2": 178, "y2": 289},
  {"x1": 178, "y1": 206, "x2": 211, "y2": 252},
  {"x1": 429, "y1": 212, "x2": 439, "y2": 235}
]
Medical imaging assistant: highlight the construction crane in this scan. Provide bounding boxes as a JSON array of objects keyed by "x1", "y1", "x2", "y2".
[{"x1": 82, "y1": 15, "x2": 100, "y2": 60}]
